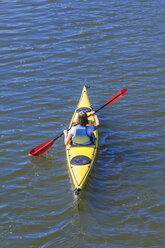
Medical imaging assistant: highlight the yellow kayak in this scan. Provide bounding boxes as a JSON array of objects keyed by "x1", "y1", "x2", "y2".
[{"x1": 66, "y1": 85, "x2": 98, "y2": 195}]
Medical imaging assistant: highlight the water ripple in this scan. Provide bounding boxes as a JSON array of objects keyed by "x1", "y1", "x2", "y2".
[{"x1": 1, "y1": 0, "x2": 165, "y2": 247}]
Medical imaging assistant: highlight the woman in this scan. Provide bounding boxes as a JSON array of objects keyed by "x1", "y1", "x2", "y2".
[{"x1": 63, "y1": 111, "x2": 100, "y2": 146}]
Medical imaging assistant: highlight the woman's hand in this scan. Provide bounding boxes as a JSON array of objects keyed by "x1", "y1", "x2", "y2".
[
  {"x1": 63, "y1": 129, "x2": 68, "y2": 135},
  {"x1": 90, "y1": 111, "x2": 96, "y2": 116},
  {"x1": 63, "y1": 130, "x2": 72, "y2": 145}
]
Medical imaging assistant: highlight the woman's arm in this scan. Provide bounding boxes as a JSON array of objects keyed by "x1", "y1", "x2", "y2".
[
  {"x1": 91, "y1": 111, "x2": 100, "y2": 130},
  {"x1": 63, "y1": 130, "x2": 72, "y2": 145}
]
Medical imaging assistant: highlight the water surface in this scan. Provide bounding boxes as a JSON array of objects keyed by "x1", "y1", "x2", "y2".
[{"x1": 0, "y1": 0, "x2": 165, "y2": 247}]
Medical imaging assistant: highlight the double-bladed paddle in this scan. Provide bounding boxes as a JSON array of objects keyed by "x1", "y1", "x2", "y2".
[{"x1": 29, "y1": 88, "x2": 127, "y2": 156}]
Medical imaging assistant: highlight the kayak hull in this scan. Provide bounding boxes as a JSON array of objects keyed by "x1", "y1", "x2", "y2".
[{"x1": 66, "y1": 86, "x2": 98, "y2": 195}]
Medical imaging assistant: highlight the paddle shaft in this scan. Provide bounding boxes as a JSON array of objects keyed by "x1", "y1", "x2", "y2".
[
  {"x1": 88, "y1": 88, "x2": 126, "y2": 117},
  {"x1": 29, "y1": 88, "x2": 127, "y2": 156},
  {"x1": 51, "y1": 93, "x2": 119, "y2": 141}
]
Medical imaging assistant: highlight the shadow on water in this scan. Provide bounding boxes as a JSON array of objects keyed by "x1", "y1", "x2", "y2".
[{"x1": 29, "y1": 154, "x2": 55, "y2": 167}]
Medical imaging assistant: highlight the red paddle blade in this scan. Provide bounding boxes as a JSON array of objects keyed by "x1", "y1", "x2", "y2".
[
  {"x1": 105, "y1": 88, "x2": 127, "y2": 106},
  {"x1": 29, "y1": 139, "x2": 55, "y2": 156}
]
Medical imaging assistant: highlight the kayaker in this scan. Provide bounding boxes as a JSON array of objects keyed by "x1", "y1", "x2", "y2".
[{"x1": 63, "y1": 110, "x2": 100, "y2": 146}]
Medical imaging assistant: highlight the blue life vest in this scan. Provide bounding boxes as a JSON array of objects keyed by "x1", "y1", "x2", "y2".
[{"x1": 72, "y1": 125, "x2": 91, "y2": 145}]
